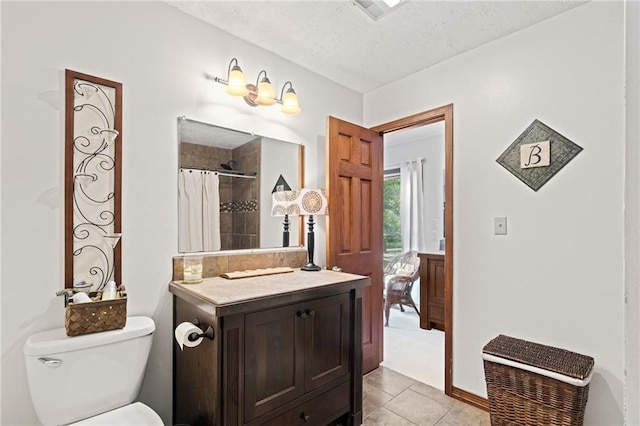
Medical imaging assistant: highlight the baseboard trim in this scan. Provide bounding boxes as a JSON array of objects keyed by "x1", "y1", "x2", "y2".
[{"x1": 451, "y1": 386, "x2": 489, "y2": 412}]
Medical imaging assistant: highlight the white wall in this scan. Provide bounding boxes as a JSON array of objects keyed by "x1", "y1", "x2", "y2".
[
  {"x1": 0, "y1": 2, "x2": 361, "y2": 424},
  {"x1": 260, "y1": 137, "x2": 301, "y2": 248},
  {"x1": 365, "y1": 3, "x2": 624, "y2": 424},
  {"x1": 624, "y1": 0, "x2": 640, "y2": 424},
  {"x1": 384, "y1": 133, "x2": 445, "y2": 252}
]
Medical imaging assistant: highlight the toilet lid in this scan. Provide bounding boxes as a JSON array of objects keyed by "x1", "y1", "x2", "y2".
[{"x1": 68, "y1": 402, "x2": 163, "y2": 426}]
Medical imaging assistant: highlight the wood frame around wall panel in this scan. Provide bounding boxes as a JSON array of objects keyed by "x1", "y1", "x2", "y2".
[{"x1": 64, "y1": 69, "x2": 123, "y2": 289}]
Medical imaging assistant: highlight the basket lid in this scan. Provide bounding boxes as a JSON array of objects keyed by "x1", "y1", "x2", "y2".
[
  {"x1": 482, "y1": 334, "x2": 594, "y2": 380},
  {"x1": 24, "y1": 316, "x2": 155, "y2": 356}
]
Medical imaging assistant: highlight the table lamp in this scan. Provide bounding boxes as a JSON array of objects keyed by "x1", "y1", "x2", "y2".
[{"x1": 296, "y1": 188, "x2": 328, "y2": 271}]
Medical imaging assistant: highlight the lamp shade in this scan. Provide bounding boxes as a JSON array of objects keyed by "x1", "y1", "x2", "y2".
[
  {"x1": 256, "y1": 76, "x2": 276, "y2": 106},
  {"x1": 271, "y1": 190, "x2": 299, "y2": 217},
  {"x1": 296, "y1": 189, "x2": 328, "y2": 216},
  {"x1": 226, "y1": 66, "x2": 249, "y2": 96},
  {"x1": 281, "y1": 87, "x2": 301, "y2": 115}
]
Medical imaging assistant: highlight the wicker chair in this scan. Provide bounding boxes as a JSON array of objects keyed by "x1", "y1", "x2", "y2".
[{"x1": 383, "y1": 251, "x2": 420, "y2": 327}]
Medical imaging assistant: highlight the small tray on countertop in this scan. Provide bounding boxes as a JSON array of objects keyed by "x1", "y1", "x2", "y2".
[{"x1": 220, "y1": 266, "x2": 295, "y2": 280}]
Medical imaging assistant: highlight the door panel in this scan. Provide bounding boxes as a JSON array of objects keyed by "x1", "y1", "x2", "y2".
[
  {"x1": 327, "y1": 116, "x2": 383, "y2": 374},
  {"x1": 244, "y1": 304, "x2": 305, "y2": 421},
  {"x1": 305, "y1": 293, "x2": 351, "y2": 391},
  {"x1": 338, "y1": 177, "x2": 352, "y2": 253}
]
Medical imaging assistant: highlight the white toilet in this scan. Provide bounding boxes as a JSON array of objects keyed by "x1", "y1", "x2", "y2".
[{"x1": 23, "y1": 316, "x2": 163, "y2": 426}]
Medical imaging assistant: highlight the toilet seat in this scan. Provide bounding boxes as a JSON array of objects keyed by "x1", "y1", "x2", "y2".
[{"x1": 68, "y1": 402, "x2": 163, "y2": 425}]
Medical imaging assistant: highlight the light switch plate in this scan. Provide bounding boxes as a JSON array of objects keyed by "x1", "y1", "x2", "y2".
[{"x1": 494, "y1": 217, "x2": 507, "y2": 235}]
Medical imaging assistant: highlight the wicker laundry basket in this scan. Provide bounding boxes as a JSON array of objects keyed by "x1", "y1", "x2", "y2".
[{"x1": 482, "y1": 335, "x2": 594, "y2": 426}]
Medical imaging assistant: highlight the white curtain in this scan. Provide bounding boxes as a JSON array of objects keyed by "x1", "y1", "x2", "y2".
[
  {"x1": 178, "y1": 169, "x2": 221, "y2": 252},
  {"x1": 400, "y1": 158, "x2": 427, "y2": 253},
  {"x1": 202, "y1": 171, "x2": 221, "y2": 251}
]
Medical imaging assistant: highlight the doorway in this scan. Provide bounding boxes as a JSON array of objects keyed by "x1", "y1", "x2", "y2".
[
  {"x1": 325, "y1": 104, "x2": 454, "y2": 396},
  {"x1": 371, "y1": 104, "x2": 454, "y2": 396},
  {"x1": 381, "y1": 121, "x2": 446, "y2": 390}
]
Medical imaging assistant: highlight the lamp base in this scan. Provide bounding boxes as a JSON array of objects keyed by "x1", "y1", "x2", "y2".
[{"x1": 301, "y1": 263, "x2": 321, "y2": 272}]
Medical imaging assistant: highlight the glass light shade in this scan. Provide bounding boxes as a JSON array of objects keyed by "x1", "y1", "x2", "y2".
[
  {"x1": 256, "y1": 78, "x2": 276, "y2": 106},
  {"x1": 74, "y1": 173, "x2": 96, "y2": 186},
  {"x1": 103, "y1": 233, "x2": 122, "y2": 248},
  {"x1": 80, "y1": 84, "x2": 97, "y2": 99},
  {"x1": 281, "y1": 89, "x2": 301, "y2": 115},
  {"x1": 100, "y1": 129, "x2": 119, "y2": 143},
  {"x1": 226, "y1": 67, "x2": 249, "y2": 96}
]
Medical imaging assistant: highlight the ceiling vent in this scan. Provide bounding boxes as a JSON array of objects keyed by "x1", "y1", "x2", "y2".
[{"x1": 353, "y1": 0, "x2": 406, "y2": 21}]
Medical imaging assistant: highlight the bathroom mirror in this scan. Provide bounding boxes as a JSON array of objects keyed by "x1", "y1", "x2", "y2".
[{"x1": 178, "y1": 117, "x2": 303, "y2": 253}]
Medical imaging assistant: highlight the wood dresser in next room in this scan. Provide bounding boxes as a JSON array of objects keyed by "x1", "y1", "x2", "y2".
[{"x1": 418, "y1": 252, "x2": 445, "y2": 331}]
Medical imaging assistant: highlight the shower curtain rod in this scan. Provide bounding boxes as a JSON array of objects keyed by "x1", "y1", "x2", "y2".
[{"x1": 180, "y1": 167, "x2": 257, "y2": 179}]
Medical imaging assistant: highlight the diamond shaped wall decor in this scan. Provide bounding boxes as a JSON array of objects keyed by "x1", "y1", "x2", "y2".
[{"x1": 496, "y1": 119, "x2": 583, "y2": 191}]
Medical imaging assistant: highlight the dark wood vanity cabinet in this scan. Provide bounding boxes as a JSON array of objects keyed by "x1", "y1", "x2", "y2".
[
  {"x1": 171, "y1": 271, "x2": 368, "y2": 426},
  {"x1": 244, "y1": 293, "x2": 350, "y2": 422},
  {"x1": 418, "y1": 253, "x2": 445, "y2": 331}
]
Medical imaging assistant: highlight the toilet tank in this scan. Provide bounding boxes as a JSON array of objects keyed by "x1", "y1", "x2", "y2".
[{"x1": 23, "y1": 316, "x2": 155, "y2": 426}]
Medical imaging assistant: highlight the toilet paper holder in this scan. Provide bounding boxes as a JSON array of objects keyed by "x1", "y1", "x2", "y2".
[{"x1": 189, "y1": 318, "x2": 214, "y2": 342}]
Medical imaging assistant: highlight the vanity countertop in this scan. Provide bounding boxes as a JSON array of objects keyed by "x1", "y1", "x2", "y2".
[{"x1": 169, "y1": 269, "x2": 370, "y2": 314}]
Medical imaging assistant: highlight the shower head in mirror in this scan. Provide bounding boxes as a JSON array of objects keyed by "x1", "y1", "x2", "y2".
[{"x1": 220, "y1": 160, "x2": 238, "y2": 170}]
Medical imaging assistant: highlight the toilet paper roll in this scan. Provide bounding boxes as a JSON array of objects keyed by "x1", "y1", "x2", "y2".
[
  {"x1": 174, "y1": 322, "x2": 203, "y2": 351},
  {"x1": 72, "y1": 292, "x2": 91, "y2": 304}
]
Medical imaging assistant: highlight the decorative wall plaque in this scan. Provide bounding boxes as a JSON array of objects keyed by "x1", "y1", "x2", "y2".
[
  {"x1": 496, "y1": 119, "x2": 582, "y2": 191},
  {"x1": 65, "y1": 70, "x2": 122, "y2": 290}
]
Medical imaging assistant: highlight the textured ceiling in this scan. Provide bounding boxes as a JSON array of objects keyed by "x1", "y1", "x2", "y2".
[{"x1": 168, "y1": 0, "x2": 586, "y2": 94}]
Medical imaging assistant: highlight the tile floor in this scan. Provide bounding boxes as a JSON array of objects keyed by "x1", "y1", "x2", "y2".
[{"x1": 363, "y1": 366, "x2": 490, "y2": 426}]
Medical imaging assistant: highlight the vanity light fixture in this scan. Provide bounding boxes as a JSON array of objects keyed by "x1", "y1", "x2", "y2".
[{"x1": 210, "y1": 58, "x2": 301, "y2": 115}]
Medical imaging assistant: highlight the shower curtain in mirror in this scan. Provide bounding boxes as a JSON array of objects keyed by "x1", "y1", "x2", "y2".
[
  {"x1": 178, "y1": 169, "x2": 221, "y2": 252},
  {"x1": 400, "y1": 158, "x2": 427, "y2": 252}
]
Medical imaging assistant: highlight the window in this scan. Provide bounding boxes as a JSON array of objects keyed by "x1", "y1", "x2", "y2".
[{"x1": 383, "y1": 171, "x2": 401, "y2": 258}]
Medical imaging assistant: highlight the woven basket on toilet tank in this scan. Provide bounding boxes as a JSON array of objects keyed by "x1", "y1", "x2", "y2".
[{"x1": 64, "y1": 291, "x2": 127, "y2": 337}]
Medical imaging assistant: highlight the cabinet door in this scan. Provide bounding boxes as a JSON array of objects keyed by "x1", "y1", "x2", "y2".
[
  {"x1": 304, "y1": 293, "x2": 351, "y2": 392},
  {"x1": 244, "y1": 303, "x2": 306, "y2": 421}
]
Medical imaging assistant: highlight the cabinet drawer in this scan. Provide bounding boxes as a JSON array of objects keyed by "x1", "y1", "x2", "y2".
[{"x1": 260, "y1": 381, "x2": 350, "y2": 426}]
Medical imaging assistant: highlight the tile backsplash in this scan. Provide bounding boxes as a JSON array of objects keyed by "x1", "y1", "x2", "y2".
[{"x1": 173, "y1": 248, "x2": 307, "y2": 281}]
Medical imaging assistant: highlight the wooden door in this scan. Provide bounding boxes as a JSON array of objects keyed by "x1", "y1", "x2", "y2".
[{"x1": 326, "y1": 116, "x2": 383, "y2": 374}]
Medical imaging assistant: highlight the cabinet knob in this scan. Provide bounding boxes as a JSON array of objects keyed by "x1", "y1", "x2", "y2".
[
  {"x1": 301, "y1": 413, "x2": 311, "y2": 422},
  {"x1": 297, "y1": 310, "x2": 307, "y2": 318},
  {"x1": 305, "y1": 309, "x2": 315, "y2": 317}
]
